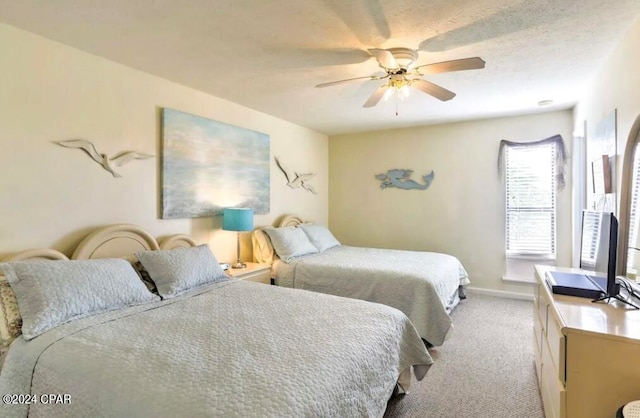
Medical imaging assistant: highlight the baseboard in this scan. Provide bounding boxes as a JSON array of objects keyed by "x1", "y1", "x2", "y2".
[
  {"x1": 502, "y1": 276, "x2": 537, "y2": 285},
  {"x1": 466, "y1": 286, "x2": 534, "y2": 301}
]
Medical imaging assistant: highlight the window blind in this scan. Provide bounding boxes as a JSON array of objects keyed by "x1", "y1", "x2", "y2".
[
  {"x1": 627, "y1": 148, "x2": 640, "y2": 270},
  {"x1": 505, "y1": 143, "x2": 556, "y2": 257},
  {"x1": 580, "y1": 211, "x2": 601, "y2": 270}
]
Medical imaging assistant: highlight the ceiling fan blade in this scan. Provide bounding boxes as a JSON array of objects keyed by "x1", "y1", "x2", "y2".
[
  {"x1": 412, "y1": 79, "x2": 456, "y2": 101},
  {"x1": 363, "y1": 84, "x2": 389, "y2": 108},
  {"x1": 315, "y1": 75, "x2": 377, "y2": 88},
  {"x1": 414, "y1": 57, "x2": 485, "y2": 74},
  {"x1": 367, "y1": 48, "x2": 398, "y2": 69}
]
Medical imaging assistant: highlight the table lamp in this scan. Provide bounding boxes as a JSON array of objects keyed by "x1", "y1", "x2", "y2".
[{"x1": 222, "y1": 208, "x2": 254, "y2": 269}]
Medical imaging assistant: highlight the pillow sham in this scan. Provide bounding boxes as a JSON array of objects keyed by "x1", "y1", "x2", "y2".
[
  {"x1": 136, "y1": 244, "x2": 228, "y2": 299},
  {"x1": 0, "y1": 259, "x2": 160, "y2": 340},
  {"x1": 298, "y1": 224, "x2": 341, "y2": 252},
  {"x1": 262, "y1": 226, "x2": 318, "y2": 262},
  {"x1": 132, "y1": 261, "x2": 158, "y2": 294},
  {"x1": 0, "y1": 276, "x2": 21, "y2": 357},
  {"x1": 252, "y1": 229, "x2": 276, "y2": 264}
]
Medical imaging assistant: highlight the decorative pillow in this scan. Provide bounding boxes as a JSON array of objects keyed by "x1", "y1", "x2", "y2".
[
  {"x1": 0, "y1": 259, "x2": 160, "y2": 340},
  {"x1": 136, "y1": 244, "x2": 228, "y2": 299},
  {"x1": 132, "y1": 261, "x2": 158, "y2": 294},
  {"x1": 262, "y1": 226, "x2": 318, "y2": 262},
  {"x1": 252, "y1": 229, "x2": 276, "y2": 264},
  {"x1": 298, "y1": 224, "x2": 341, "y2": 252},
  {"x1": 0, "y1": 276, "x2": 21, "y2": 357}
]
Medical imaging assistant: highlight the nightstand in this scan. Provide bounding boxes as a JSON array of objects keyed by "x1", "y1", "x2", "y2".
[{"x1": 226, "y1": 262, "x2": 271, "y2": 285}]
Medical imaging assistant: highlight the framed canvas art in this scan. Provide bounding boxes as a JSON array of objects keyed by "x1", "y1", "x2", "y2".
[
  {"x1": 587, "y1": 109, "x2": 616, "y2": 212},
  {"x1": 161, "y1": 108, "x2": 270, "y2": 218}
]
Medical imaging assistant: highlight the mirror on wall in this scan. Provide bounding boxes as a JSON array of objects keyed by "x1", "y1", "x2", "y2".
[{"x1": 618, "y1": 115, "x2": 640, "y2": 278}]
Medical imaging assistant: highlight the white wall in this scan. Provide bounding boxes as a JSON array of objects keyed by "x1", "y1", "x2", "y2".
[
  {"x1": 329, "y1": 111, "x2": 573, "y2": 294},
  {"x1": 573, "y1": 16, "x2": 640, "y2": 273},
  {"x1": 574, "y1": 16, "x2": 640, "y2": 201},
  {"x1": 0, "y1": 23, "x2": 328, "y2": 263}
]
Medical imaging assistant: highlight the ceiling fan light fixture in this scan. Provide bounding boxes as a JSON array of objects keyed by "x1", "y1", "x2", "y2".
[
  {"x1": 316, "y1": 48, "x2": 485, "y2": 110},
  {"x1": 388, "y1": 75, "x2": 408, "y2": 89},
  {"x1": 386, "y1": 47, "x2": 418, "y2": 69},
  {"x1": 382, "y1": 75, "x2": 413, "y2": 103}
]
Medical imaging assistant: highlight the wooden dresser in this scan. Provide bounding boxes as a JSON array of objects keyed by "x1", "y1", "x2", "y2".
[{"x1": 534, "y1": 265, "x2": 640, "y2": 418}]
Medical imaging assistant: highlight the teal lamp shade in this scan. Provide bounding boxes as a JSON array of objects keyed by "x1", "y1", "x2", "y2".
[
  {"x1": 222, "y1": 208, "x2": 254, "y2": 269},
  {"x1": 222, "y1": 208, "x2": 254, "y2": 231}
]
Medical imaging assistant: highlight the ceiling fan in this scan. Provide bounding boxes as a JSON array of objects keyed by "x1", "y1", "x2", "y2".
[{"x1": 315, "y1": 47, "x2": 485, "y2": 108}]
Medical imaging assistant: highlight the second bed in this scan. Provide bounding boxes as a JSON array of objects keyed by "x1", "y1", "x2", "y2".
[{"x1": 253, "y1": 215, "x2": 470, "y2": 346}]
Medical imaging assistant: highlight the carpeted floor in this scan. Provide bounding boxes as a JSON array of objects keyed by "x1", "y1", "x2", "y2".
[{"x1": 384, "y1": 295, "x2": 544, "y2": 418}]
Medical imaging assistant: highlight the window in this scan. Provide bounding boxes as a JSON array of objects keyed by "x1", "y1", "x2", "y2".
[
  {"x1": 580, "y1": 211, "x2": 602, "y2": 270},
  {"x1": 628, "y1": 146, "x2": 640, "y2": 270},
  {"x1": 505, "y1": 142, "x2": 556, "y2": 258}
]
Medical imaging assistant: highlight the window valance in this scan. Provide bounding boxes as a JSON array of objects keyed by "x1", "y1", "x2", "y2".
[{"x1": 497, "y1": 134, "x2": 568, "y2": 191}]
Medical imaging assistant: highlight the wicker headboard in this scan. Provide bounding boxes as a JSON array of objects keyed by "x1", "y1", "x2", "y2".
[
  {"x1": 2, "y1": 248, "x2": 69, "y2": 262},
  {"x1": 277, "y1": 215, "x2": 304, "y2": 227},
  {"x1": 1, "y1": 224, "x2": 201, "y2": 264},
  {"x1": 158, "y1": 234, "x2": 198, "y2": 250},
  {"x1": 72, "y1": 224, "x2": 198, "y2": 260},
  {"x1": 72, "y1": 224, "x2": 160, "y2": 260}
]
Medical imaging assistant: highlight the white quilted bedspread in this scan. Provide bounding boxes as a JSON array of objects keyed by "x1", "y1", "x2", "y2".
[
  {"x1": 274, "y1": 246, "x2": 470, "y2": 346},
  {"x1": 0, "y1": 280, "x2": 432, "y2": 418}
]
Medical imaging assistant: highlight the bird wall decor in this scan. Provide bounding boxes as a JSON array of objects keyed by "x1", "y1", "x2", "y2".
[
  {"x1": 54, "y1": 139, "x2": 154, "y2": 178},
  {"x1": 274, "y1": 156, "x2": 317, "y2": 194}
]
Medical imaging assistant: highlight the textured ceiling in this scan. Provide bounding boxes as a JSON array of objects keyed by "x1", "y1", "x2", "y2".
[{"x1": 1, "y1": 0, "x2": 639, "y2": 135}]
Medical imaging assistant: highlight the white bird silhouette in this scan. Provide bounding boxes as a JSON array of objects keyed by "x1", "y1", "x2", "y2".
[
  {"x1": 55, "y1": 139, "x2": 154, "y2": 178},
  {"x1": 274, "y1": 156, "x2": 317, "y2": 194}
]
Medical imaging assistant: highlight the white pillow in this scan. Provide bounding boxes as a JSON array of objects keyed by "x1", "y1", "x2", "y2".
[
  {"x1": 136, "y1": 244, "x2": 228, "y2": 299},
  {"x1": 0, "y1": 259, "x2": 160, "y2": 340},
  {"x1": 298, "y1": 224, "x2": 341, "y2": 252},
  {"x1": 262, "y1": 227, "x2": 318, "y2": 262},
  {"x1": 252, "y1": 229, "x2": 275, "y2": 264}
]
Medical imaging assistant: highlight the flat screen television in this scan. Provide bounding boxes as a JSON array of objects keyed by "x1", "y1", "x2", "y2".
[
  {"x1": 546, "y1": 211, "x2": 619, "y2": 300},
  {"x1": 579, "y1": 210, "x2": 618, "y2": 297},
  {"x1": 577, "y1": 210, "x2": 640, "y2": 308}
]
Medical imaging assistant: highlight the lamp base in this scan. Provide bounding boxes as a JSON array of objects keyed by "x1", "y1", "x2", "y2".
[{"x1": 231, "y1": 262, "x2": 246, "y2": 269}]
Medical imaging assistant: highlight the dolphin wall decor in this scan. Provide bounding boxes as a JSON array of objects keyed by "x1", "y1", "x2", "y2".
[{"x1": 375, "y1": 169, "x2": 435, "y2": 190}]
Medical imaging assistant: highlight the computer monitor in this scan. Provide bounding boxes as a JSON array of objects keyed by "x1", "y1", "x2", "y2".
[{"x1": 579, "y1": 210, "x2": 618, "y2": 297}]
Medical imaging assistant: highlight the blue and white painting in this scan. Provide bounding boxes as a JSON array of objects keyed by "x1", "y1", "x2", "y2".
[{"x1": 161, "y1": 108, "x2": 270, "y2": 218}]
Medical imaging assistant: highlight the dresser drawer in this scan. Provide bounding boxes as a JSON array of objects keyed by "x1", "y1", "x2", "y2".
[
  {"x1": 533, "y1": 301, "x2": 544, "y2": 354},
  {"x1": 537, "y1": 286, "x2": 549, "y2": 334},
  {"x1": 533, "y1": 328, "x2": 542, "y2": 385},
  {"x1": 546, "y1": 311, "x2": 566, "y2": 383},
  {"x1": 541, "y1": 336, "x2": 566, "y2": 418}
]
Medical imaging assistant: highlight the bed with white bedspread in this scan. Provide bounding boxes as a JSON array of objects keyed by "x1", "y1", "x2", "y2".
[
  {"x1": 0, "y1": 224, "x2": 433, "y2": 418},
  {"x1": 255, "y1": 215, "x2": 470, "y2": 346}
]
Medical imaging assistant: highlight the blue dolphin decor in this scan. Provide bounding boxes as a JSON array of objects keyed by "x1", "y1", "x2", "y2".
[{"x1": 375, "y1": 169, "x2": 435, "y2": 190}]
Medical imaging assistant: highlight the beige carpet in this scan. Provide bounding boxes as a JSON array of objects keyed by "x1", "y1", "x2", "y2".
[{"x1": 385, "y1": 295, "x2": 544, "y2": 418}]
